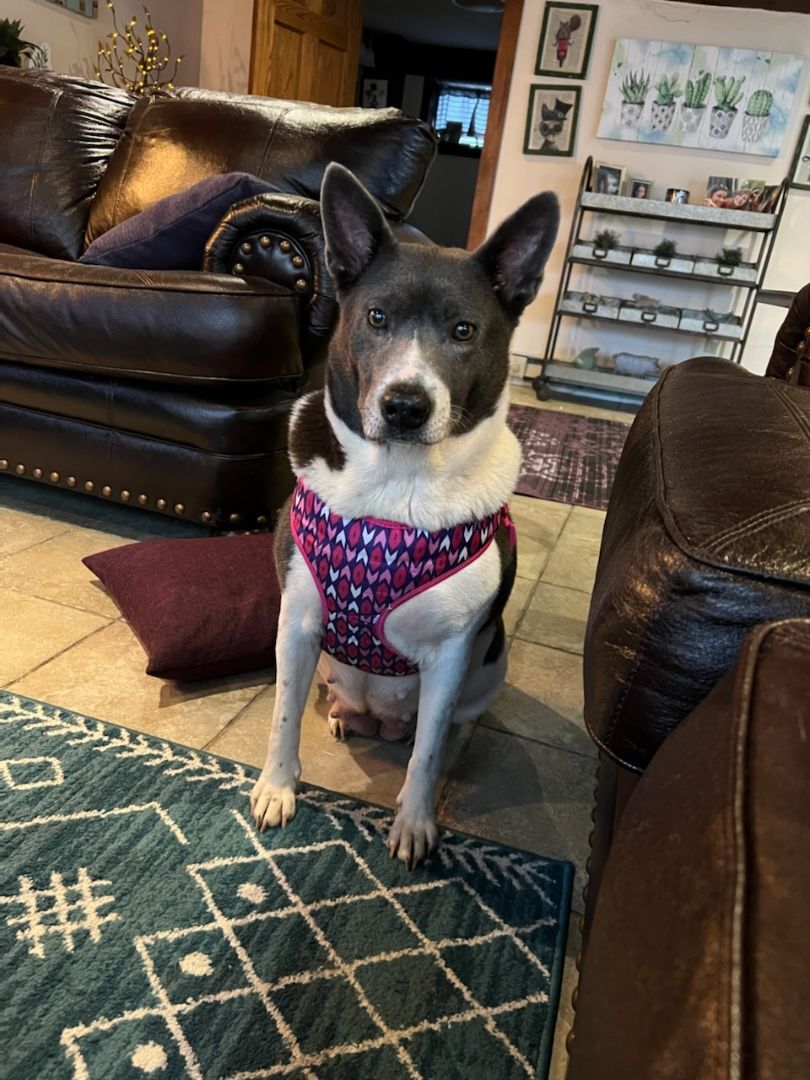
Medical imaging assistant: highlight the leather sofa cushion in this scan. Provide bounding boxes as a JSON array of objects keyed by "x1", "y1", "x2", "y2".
[
  {"x1": 0, "y1": 249, "x2": 302, "y2": 384},
  {"x1": 585, "y1": 358, "x2": 810, "y2": 771},
  {"x1": 86, "y1": 89, "x2": 437, "y2": 243},
  {"x1": 0, "y1": 361, "x2": 295, "y2": 455},
  {"x1": 0, "y1": 69, "x2": 132, "y2": 259},
  {"x1": 569, "y1": 619, "x2": 810, "y2": 1080}
]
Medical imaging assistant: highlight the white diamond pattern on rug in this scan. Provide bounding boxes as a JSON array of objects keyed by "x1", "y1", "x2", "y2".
[{"x1": 1, "y1": 692, "x2": 572, "y2": 1080}]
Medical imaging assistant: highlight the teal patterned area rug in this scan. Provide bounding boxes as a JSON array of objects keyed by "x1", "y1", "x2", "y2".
[{"x1": 0, "y1": 693, "x2": 572, "y2": 1080}]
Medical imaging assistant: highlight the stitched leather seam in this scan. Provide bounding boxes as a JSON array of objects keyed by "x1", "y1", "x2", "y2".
[
  {"x1": 772, "y1": 379, "x2": 810, "y2": 440},
  {"x1": 702, "y1": 497, "x2": 810, "y2": 550},
  {"x1": 0, "y1": 356, "x2": 300, "y2": 386},
  {"x1": 257, "y1": 106, "x2": 289, "y2": 177},
  {"x1": 0, "y1": 398, "x2": 286, "y2": 460},
  {"x1": 0, "y1": 269, "x2": 293, "y2": 298},
  {"x1": 110, "y1": 99, "x2": 148, "y2": 235},
  {"x1": 707, "y1": 501, "x2": 810, "y2": 554},
  {"x1": 29, "y1": 89, "x2": 61, "y2": 248}
]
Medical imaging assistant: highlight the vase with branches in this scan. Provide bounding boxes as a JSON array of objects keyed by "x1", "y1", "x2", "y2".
[{"x1": 95, "y1": 1, "x2": 183, "y2": 95}]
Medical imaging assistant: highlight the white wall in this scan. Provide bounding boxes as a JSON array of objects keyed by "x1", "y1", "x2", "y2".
[
  {"x1": 199, "y1": 0, "x2": 253, "y2": 94},
  {"x1": 488, "y1": 0, "x2": 810, "y2": 375},
  {"x1": 12, "y1": 0, "x2": 202, "y2": 85}
]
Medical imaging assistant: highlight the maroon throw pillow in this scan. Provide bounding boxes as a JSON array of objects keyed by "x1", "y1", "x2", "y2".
[{"x1": 83, "y1": 534, "x2": 280, "y2": 681}]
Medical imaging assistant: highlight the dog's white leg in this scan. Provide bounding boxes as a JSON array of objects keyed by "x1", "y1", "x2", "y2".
[
  {"x1": 387, "y1": 633, "x2": 473, "y2": 868},
  {"x1": 250, "y1": 589, "x2": 320, "y2": 831}
]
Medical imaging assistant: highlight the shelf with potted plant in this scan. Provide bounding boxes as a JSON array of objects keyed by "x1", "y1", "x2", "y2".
[
  {"x1": 536, "y1": 157, "x2": 788, "y2": 406},
  {"x1": 569, "y1": 240, "x2": 758, "y2": 287}
]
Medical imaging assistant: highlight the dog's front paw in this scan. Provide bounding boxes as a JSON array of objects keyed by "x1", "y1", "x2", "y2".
[
  {"x1": 250, "y1": 774, "x2": 297, "y2": 832},
  {"x1": 387, "y1": 811, "x2": 439, "y2": 870}
]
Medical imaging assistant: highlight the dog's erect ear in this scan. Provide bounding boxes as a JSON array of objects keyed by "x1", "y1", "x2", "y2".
[
  {"x1": 474, "y1": 191, "x2": 560, "y2": 319},
  {"x1": 321, "y1": 162, "x2": 394, "y2": 289}
]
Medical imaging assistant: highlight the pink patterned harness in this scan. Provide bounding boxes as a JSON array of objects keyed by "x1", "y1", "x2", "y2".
[{"x1": 291, "y1": 480, "x2": 515, "y2": 676}]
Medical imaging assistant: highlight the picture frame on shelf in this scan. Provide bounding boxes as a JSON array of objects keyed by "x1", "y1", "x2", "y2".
[
  {"x1": 593, "y1": 161, "x2": 625, "y2": 194},
  {"x1": 629, "y1": 178, "x2": 652, "y2": 198},
  {"x1": 524, "y1": 84, "x2": 581, "y2": 156},
  {"x1": 789, "y1": 114, "x2": 810, "y2": 190},
  {"x1": 535, "y1": 3, "x2": 599, "y2": 80}
]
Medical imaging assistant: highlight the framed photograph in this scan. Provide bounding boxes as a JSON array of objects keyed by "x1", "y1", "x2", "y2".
[
  {"x1": 361, "y1": 79, "x2": 387, "y2": 109},
  {"x1": 705, "y1": 176, "x2": 734, "y2": 207},
  {"x1": 535, "y1": 3, "x2": 599, "y2": 80},
  {"x1": 593, "y1": 161, "x2": 626, "y2": 195},
  {"x1": 629, "y1": 178, "x2": 652, "y2": 198},
  {"x1": 789, "y1": 114, "x2": 810, "y2": 190},
  {"x1": 704, "y1": 177, "x2": 780, "y2": 212},
  {"x1": 524, "y1": 84, "x2": 581, "y2": 156},
  {"x1": 43, "y1": 0, "x2": 96, "y2": 15}
]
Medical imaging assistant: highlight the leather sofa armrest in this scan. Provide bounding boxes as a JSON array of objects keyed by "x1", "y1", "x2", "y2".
[{"x1": 203, "y1": 193, "x2": 336, "y2": 339}]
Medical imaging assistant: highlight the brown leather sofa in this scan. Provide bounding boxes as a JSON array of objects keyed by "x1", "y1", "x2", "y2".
[
  {"x1": 0, "y1": 69, "x2": 436, "y2": 529},
  {"x1": 566, "y1": 354, "x2": 810, "y2": 1076}
]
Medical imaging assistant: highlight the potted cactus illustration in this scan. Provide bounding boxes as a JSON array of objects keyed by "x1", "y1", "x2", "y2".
[
  {"x1": 619, "y1": 69, "x2": 650, "y2": 128},
  {"x1": 710, "y1": 75, "x2": 745, "y2": 139},
  {"x1": 681, "y1": 70, "x2": 711, "y2": 133},
  {"x1": 650, "y1": 74, "x2": 682, "y2": 131},
  {"x1": 741, "y1": 89, "x2": 773, "y2": 144}
]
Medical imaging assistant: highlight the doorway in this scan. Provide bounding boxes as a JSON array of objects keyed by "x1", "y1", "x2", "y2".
[{"x1": 359, "y1": 1, "x2": 507, "y2": 248}]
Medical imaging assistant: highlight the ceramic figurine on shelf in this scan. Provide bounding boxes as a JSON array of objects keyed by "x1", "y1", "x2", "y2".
[
  {"x1": 574, "y1": 347, "x2": 600, "y2": 370},
  {"x1": 612, "y1": 352, "x2": 659, "y2": 378}
]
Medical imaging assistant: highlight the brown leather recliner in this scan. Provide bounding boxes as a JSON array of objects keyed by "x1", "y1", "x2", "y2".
[
  {"x1": 567, "y1": 354, "x2": 810, "y2": 1074},
  {"x1": 0, "y1": 69, "x2": 436, "y2": 529}
]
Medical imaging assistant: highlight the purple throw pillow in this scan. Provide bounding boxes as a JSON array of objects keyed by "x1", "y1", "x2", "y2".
[
  {"x1": 83, "y1": 533, "x2": 280, "y2": 681},
  {"x1": 80, "y1": 172, "x2": 277, "y2": 270}
]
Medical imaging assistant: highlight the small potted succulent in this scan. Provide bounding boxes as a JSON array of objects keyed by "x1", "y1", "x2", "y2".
[
  {"x1": 741, "y1": 89, "x2": 773, "y2": 144},
  {"x1": 710, "y1": 75, "x2": 745, "y2": 139},
  {"x1": 619, "y1": 69, "x2": 650, "y2": 128},
  {"x1": 573, "y1": 227, "x2": 632, "y2": 265},
  {"x1": 631, "y1": 237, "x2": 694, "y2": 274},
  {"x1": 0, "y1": 18, "x2": 24, "y2": 66},
  {"x1": 681, "y1": 70, "x2": 711, "y2": 134},
  {"x1": 693, "y1": 245, "x2": 757, "y2": 283},
  {"x1": 650, "y1": 74, "x2": 682, "y2": 132}
]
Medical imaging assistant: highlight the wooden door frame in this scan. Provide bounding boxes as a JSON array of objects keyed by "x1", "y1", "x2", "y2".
[{"x1": 466, "y1": 0, "x2": 524, "y2": 249}]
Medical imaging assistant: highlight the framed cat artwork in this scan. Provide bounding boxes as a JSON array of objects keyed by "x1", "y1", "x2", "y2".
[
  {"x1": 535, "y1": 3, "x2": 599, "y2": 80},
  {"x1": 524, "y1": 84, "x2": 582, "y2": 156}
]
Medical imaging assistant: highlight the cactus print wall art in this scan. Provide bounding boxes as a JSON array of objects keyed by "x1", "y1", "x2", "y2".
[{"x1": 597, "y1": 39, "x2": 804, "y2": 157}]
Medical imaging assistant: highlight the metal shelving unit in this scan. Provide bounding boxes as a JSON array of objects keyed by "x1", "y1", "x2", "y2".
[{"x1": 534, "y1": 156, "x2": 788, "y2": 405}]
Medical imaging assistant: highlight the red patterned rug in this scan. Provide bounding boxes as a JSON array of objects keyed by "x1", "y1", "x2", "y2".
[{"x1": 507, "y1": 406, "x2": 630, "y2": 511}]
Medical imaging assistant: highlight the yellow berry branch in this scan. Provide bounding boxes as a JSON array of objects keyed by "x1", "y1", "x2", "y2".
[{"x1": 95, "y1": 2, "x2": 183, "y2": 95}]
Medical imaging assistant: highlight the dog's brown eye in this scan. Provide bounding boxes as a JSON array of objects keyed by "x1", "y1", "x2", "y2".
[
  {"x1": 452, "y1": 321, "x2": 476, "y2": 342},
  {"x1": 368, "y1": 308, "x2": 387, "y2": 328}
]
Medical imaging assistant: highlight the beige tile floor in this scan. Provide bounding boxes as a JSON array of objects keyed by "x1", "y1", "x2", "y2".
[{"x1": 0, "y1": 385, "x2": 630, "y2": 1079}]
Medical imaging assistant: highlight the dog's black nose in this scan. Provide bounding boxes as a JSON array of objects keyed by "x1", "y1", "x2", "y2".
[{"x1": 380, "y1": 384, "x2": 433, "y2": 431}]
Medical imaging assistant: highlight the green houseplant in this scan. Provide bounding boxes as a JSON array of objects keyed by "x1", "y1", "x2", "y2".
[
  {"x1": 710, "y1": 75, "x2": 745, "y2": 139},
  {"x1": 0, "y1": 18, "x2": 24, "y2": 66},
  {"x1": 742, "y1": 89, "x2": 773, "y2": 144},
  {"x1": 681, "y1": 69, "x2": 711, "y2": 133},
  {"x1": 650, "y1": 74, "x2": 682, "y2": 132},
  {"x1": 619, "y1": 69, "x2": 650, "y2": 128}
]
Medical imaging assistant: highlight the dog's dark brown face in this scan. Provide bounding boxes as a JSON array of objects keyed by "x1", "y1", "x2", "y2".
[{"x1": 320, "y1": 164, "x2": 559, "y2": 446}]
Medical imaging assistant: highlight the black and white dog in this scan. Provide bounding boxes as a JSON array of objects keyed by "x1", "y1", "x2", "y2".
[{"x1": 251, "y1": 164, "x2": 559, "y2": 867}]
